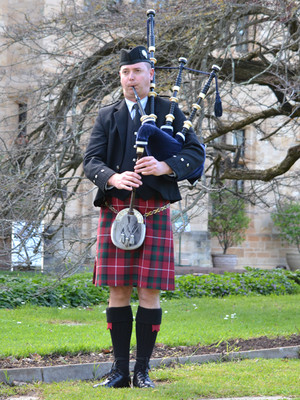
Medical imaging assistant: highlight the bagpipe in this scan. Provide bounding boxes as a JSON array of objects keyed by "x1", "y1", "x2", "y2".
[
  {"x1": 111, "y1": 9, "x2": 222, "y2": 251},
  {"x1": 134, "y1": 9, "x2": 222, "y2": 184}
]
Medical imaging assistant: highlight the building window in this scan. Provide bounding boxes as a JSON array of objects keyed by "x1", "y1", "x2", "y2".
[
  {"x1": 213, "y1": 133, "x2": 226, "y2": 146},
  {"x1": 18, "y1": 103, "x2": 27, "y2": 137},
  {"x1": 11, "y1": 221, "x2": 44, "y2": 271},
  {"x1": 232, "y1": 129, "x2": 245, "y2": 192},
  {"x1": 232, "y1": 129, "x2": 245, "y2": 157},
  {"x1": 15, "y1": 102, "x2": 28, "y2": 147}
]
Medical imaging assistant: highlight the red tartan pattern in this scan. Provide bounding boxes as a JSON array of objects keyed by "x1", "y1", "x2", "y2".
[{"x1": 94, "y1": 197, "x2": 175, "y2": 291}]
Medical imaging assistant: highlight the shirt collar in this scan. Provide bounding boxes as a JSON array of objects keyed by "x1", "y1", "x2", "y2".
[{"x1": 125, "y1": 96, "x2": 148, "y2": 113}]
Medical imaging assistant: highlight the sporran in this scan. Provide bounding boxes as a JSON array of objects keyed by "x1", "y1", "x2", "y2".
[{"x1": 111, "y1": 208, "x2": 146, "y2": 250}]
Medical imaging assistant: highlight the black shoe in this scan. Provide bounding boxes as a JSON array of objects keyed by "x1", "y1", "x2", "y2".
[
  {"x1": 133, "y1": 368, "x2": 155, "y2": 388},
  {"x1": 93, "y1": 366, "x2": 131, "y2": 388}
]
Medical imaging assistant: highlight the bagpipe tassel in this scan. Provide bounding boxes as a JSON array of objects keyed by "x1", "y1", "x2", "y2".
[{"x1": 214, "y1": 76, "x2": 223, "y2": 117}]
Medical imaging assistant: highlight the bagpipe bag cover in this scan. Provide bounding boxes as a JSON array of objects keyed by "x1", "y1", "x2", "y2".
[{"x1": 136, "y1": 121, "x2": 205, "y2": 184}]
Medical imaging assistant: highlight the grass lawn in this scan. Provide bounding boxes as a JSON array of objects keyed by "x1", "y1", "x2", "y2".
[
  {"x1": 0, "y1": 294, "x2": 299, "y2": 358},
  {"x1": 0, "y1": 359, "x2": 299, "y2": 399},
  {"x1": 0, "y1": 294, "x2": 299, "y2": 399}
]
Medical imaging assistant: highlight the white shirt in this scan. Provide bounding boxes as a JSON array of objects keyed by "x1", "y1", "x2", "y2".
[{"x1": 125, "y1": 97, "x2": 148, "y2": 119}]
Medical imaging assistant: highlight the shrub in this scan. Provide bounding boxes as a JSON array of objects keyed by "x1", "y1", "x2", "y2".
[
  {"x1": 161, "y1": 268, "x2": 300, "y2": 299},
  {"x1": 208, "y1": 191, "x2": 251, "y2": 254},
  {"x1": 271, "y1": 202, "x2": 300, "y2": 253},
  {"x1": 1, "y1": 268, "x2": 299, "y2": 308},
  {"x1": 0, "y1": 273, "x2": 109, "y2": 308}
]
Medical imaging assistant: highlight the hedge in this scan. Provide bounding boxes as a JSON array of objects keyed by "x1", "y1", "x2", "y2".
[{"x1": 0, "y1": 268, "x2": 299, "y2": 308}]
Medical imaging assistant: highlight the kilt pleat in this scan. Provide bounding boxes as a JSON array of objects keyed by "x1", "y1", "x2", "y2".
[{"x1": 94, "y1": 197, "x2": 175, "y2": 291}]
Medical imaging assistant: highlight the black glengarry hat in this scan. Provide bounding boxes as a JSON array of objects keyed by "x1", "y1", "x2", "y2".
[{"x1": 119, "y1": 46, "x2": 151, "y2": 66}]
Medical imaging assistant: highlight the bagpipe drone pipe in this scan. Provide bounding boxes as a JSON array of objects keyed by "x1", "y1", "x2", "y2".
[{"x1": 134, "y1": 9, "x2": 223, "y2": 185}]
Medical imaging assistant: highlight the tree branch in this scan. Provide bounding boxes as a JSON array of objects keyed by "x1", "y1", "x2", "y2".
[{"x1": 221, "y1": 144, "x2": 300, "y2": 181}]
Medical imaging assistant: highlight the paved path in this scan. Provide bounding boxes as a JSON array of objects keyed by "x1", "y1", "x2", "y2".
[
  {"x1": 1, "y1": 347, "x2": 298, "y2": 400},
  {"x1": 6, "y1": 397, "x2": 39, "y2": 400},
  {"x1": 1, "y1": 345, "x2": 298, "y2": 385}
]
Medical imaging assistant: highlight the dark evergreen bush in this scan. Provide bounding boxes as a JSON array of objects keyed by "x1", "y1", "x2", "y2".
[{"x1": 0, "y1": 268, "x2": 299, "y2": 308}]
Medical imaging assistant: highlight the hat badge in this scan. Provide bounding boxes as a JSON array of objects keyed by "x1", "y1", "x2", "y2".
[{"x1": 141, "y1": 49, "x2": 148, "y2": 59}]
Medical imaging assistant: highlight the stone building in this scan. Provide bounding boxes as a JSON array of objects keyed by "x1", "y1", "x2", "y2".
[{"x1": 1, "y1": 0, "x2": 299, "y2": 272}]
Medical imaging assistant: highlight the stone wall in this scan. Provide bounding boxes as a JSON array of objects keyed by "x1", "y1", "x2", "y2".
[
  {"x1": 173, "y1": 231, "x2": 211, "y2": 268},
  {"x1": 210, "y1": 207, "x2": 298, "y2": 270}
]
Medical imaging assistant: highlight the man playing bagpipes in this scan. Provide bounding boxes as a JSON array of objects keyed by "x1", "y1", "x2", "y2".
[{"x1": 83, "y1": 45, "x2": 205, "y2": 388}]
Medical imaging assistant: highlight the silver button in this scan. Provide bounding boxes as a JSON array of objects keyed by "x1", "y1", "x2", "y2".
[
  {"x1": 133, "y1": 158, "x2": 136, "y2": 162},
  {"x1": 116, "y1": 165, "x2": 120, "y2": 170},
  {"x1": 101, "y1": 169, "x2": 104, "y2": 172},
  {"x1": 95, "y1": 174, "x2": 98, "y2": 179},
  {"x1": 186, "y1": 163, "x2": 190, "y2": 167},
  {"x1": 181, "y1": 158, "x2": 184, "y2": 161}
]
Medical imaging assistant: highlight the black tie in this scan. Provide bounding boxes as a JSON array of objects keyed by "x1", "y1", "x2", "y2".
[{"x1": 132, "y1": 103, "x2": 141, "y2": 128}]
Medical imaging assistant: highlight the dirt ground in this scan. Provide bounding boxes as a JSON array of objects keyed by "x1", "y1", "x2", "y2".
[{"x1": 1, "y1": 334, "x2": 299, "y2": 370}]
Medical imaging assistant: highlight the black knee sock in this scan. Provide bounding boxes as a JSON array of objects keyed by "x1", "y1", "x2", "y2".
[
  {"x1": 106, "y1": 306, "x2": 133, "y2": 375},
  {"x1": 135, "y1": 306, "x2": 162, "y2": 371}
]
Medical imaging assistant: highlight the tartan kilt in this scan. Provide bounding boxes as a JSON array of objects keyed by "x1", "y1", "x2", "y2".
[{"x1": 93, "y1": 197, "x2": 175, "y2": 291}]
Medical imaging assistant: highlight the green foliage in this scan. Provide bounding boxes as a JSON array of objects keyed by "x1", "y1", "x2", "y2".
[
  {"x1": 0, "y1": 273, "x2": 109, "y2": 309},
  {"x1": 0, "y1": 269, "x2": 299, "y2": 308},
  {"x1": 208, "y1": 191, "x2": 251, "y2": 254},
  {"x1": 161, "y1": 267, "x2": 300, "y2": 299},
  {"x1": 271, "y1": 202, "x2": 300, "y2": 252}
]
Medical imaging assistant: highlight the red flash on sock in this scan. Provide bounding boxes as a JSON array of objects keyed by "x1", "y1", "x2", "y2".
[
  {"x1": 152, "y1": 324, "x2": 160, "y2": 332},
  {"x1": 107, "y1": 322, "x2": 113, "y2": 330}
]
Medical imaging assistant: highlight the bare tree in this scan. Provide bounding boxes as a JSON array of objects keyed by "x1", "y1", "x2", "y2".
[{"x1": 0, "y1": 0, "x2": 299, "y2": 271}]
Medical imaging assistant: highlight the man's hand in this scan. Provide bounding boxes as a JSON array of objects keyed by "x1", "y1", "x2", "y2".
[
  {"x1": 107, "y1": 171, "x2": 142, "y2": 191},
  {"x1": 134, "y1": 156, "x2": 173, "y2": 176}
]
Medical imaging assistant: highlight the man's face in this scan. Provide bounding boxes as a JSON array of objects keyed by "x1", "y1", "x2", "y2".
[{"x1": 119, "y1": 62, "x2": 154, "y2": 102}]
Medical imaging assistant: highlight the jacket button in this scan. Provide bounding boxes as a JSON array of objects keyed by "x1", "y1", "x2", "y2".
[{"x1": 116, "y1": 165, "x2": 120, "y2": 170}]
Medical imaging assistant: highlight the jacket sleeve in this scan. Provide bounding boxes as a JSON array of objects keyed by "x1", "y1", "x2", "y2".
[{"x1": 83, "y1": 110, "x2": 116, "y2": 193}]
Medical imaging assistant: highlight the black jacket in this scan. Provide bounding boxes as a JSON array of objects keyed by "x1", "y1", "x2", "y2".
[{"x1": 83, "y1": 96, "x2": 205, "y2": 207}]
